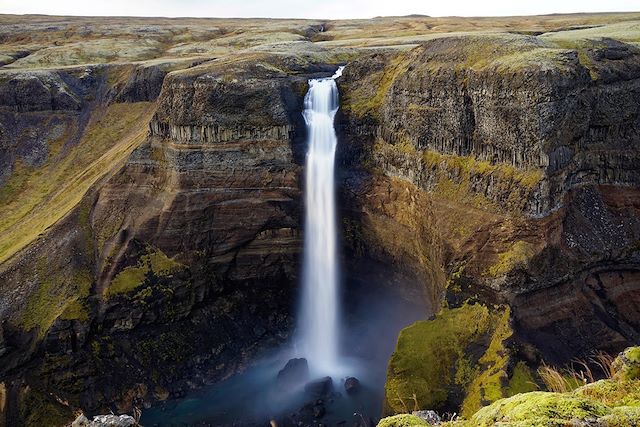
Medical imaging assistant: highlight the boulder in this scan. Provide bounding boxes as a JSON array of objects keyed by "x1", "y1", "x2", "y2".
[
  {"x1": 277, "y1": 358, "x2": 309, "y2": 390},
  {"x1": 344, "y1": 377, "x2": 360, "y2": 395},
  {"x1": 304, "y1": 376, "x2": 333, "y2": 397},
  {"x1": 312, "y1": 404, "x2": 326, "y2": 418},
  {"x1": 411, "y1": 410, "x2": 441, "y2": 425}
]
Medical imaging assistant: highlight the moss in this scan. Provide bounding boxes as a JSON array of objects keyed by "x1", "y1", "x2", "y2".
[
  {"x1": 470, "y1": 391, "x2": 609, "y2": 427},
  {"x1": 17, "y1": 385, "x2": 74, "y2": 427},
  {"x1": 59, "y1": 299, "x2": 89, "y2": 322},
  {"x1": 576, "y1": 379, "x2": 640, "y2": 407},
  {"x1": 377, "y1": 414, "x2": 431, "y2": 427},
  {"x1": 460, "y1": 308, "x2": 513, "y2": 417},
  {"x1": 375, "y1": 142, "x2": 543, "y2": 214},
  {"x1": 506, "y1": 362, "x2": 538, "y2": 397},
  {"x1": 486, "y1": 241, "x2": 537, "y2": 277},
  {"x1": 458, "y1": 363, "x2": 640, "y2": 427},
  {"x1": 600, "y1": 406, "x2": 640, "y2": 427},
  {"x1": 342, "y1": 54, "x2": 411, "y2": 119},
  {"x1": 420, "y1": 150, "x2": 543, "y2": 192},
  {"x1": 612, "y1": 346, "x2": 640, "y2": 381},
  {"x1": 486, "y1": 48, "x2": 573, "y2": 73},
  {"x1": 385, "y1": 304, "x2": 515, "y2": 416},
  {"x1": 577, "y1": 50, "x2": 599, "y2": 81},
  {"x1": 21, "y1": 259, "x2": 92, "y2": 337},
  {"x1": 105, "y1": 246, "x2": 184, "y2": 297},
  {"x1": 385, "y1": 304, "x2": 490, "y2": 413}
]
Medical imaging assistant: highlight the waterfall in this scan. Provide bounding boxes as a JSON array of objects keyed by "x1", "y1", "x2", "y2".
[{"x1": 299, "y1": 66, "x2": 344, "y2": 374}]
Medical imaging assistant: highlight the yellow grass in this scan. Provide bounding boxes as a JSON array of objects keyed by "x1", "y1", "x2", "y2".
[{"x1": 0, "y1": 102, "x2": 155, "y2": 264}]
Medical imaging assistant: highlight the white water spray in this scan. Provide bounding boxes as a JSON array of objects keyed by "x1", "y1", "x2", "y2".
[{"x1": 299, "y1": 67, "x2": 344, "y2": 374}]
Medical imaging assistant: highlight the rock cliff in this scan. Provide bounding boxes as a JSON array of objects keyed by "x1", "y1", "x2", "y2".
[
  {"x1": 337, "y1": 34, "x2": 640, "y2": 415},
  {"x1": 0, "y1": 52, "x2": 340, "y2": 423}
]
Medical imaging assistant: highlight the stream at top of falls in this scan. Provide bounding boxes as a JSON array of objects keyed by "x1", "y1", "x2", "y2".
[{"x1": 140, "y1": 67, "x2": 425, "y2": 427}]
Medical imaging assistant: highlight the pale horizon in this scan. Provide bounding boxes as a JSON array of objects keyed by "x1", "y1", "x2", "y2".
[{"x1": 0, "y1": 0, "x2": 638, "y2": 20}]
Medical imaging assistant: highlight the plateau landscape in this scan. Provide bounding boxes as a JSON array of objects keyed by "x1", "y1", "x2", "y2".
[{"x1": 0, "y1": 4, "x2": 640, "y2": 427}]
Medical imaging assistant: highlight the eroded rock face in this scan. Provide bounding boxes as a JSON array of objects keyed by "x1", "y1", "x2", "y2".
[
  {"x1": 337, "y1": 35, "x2": 640, "y2": 410},
  {"x1": 0, "y1": 54, "x2": 340, "y2": 420},
  {"x1": 339, "y1": 36, "x2": 640, "y2": 216}
]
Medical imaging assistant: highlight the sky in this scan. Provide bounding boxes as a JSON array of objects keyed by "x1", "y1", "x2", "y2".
[{"x1": 0, "y1": 0, "x2": 638, "y2": 20}]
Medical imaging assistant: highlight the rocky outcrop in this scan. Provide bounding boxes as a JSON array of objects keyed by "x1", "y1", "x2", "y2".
[{"x1": 114, "y1": 64, "x2": 168, "y2": 103}]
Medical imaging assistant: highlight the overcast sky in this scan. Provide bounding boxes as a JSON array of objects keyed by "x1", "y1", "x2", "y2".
[{"x1": 0, "y1": 0, "x2": 638, "y2": 19}]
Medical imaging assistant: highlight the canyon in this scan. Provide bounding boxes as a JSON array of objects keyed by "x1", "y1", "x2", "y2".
[{"x1": 0, "y1": 11, "x2": 639, "y2": 426}]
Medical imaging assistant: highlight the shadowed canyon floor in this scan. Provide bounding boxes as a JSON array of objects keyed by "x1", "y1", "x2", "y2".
[{"x1": 0, "y1": 11, "x2": 640, "y2": 427}]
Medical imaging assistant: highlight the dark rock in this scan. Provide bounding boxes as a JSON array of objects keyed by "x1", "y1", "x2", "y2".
[
  {"x1": 72, "y1": 414, "x2": 90, "y2": 427},
  {"x1": 277, "y1": 358, "x2": 309, "y2": 390},
  {"x1": 344, "y1": 377, "x2": 360, "y2": 395},
  {"x1": 115, "y1": 64, "x2": 167, "y2": 102},
  {"x1": 304, "y1": 376, "x2": 333, "y2": 397},
  {"x1": 312, "y1": 404, "x2": 326, "y2": 418}
]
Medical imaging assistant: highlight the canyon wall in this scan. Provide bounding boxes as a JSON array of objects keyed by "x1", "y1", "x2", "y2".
[
  {"x1": 337, "y1": 34, "x2": 640, "y2": 415},
  {"x1": 0, "y1": 54, "x2": 328, "y2": 424}
]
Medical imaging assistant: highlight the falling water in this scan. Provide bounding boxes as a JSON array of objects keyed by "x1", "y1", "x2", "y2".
[{"x1": 299, "y1": 66, "x2": 344, "y2": 374}]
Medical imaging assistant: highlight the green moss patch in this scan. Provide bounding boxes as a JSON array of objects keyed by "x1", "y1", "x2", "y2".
[
  {"x1": 485, "y1": 241, "x2": 537, "y2": 277},
  {"x1": 506, "y1": 362, "x2": 538, "y2": 397},
  {"x1": 377, "y1": 414, "x2": 431, "y2": 427},
  {"x1": 105, "y1": 247, "x2": 184, "y2": 297},
  {"x1": 467, "y1": 372, "x2": 640, "y2": 427},
  {"x1": 612, "y1": 346, "x2": 640, "y2": 381},
  {"x1": 374, "y1": 140, "x2": 543, "y2": 215},
  {"x1": 377, "y1": 347, "x2": 640, "y2": 427},
  {"x1": 17, "y1": 385, "x2": 74, "y2": 427},
  {"x1": 576, "y1": 379, "x2": 640, "y2": 407},
  {"x1": 470, "y1": 391, "x2": 609, "y2": 427},
  {"x1": 385, "y1": 304, "x2": 520, "y2": 416},
  {"x1": 21, "y1": 259, "x2": 92, "y2": 337},
  {"x1": 342, "y1": 54, "x2": 412, "y2": 119},
  {"x1": 459, "y1": 311, "x2": 536, "y2": 416}
]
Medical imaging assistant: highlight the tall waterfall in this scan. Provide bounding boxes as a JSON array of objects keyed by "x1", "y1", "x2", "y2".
[{"x1": 299, "y1": 66, "x2": 344, "y2": 374}]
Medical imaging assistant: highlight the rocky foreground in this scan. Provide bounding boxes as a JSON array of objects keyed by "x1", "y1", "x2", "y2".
[
  {"x1": 0, "y1": 12, "x2": 639, "y2": 426},
  {"x1": 378, "y1": 346, "x2": 640, "y2": 426}
]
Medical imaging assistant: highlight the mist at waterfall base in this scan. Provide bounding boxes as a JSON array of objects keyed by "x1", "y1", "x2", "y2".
[
  {"x1": 140, "y1": 69, "x2": 426, "y2": 426},
  {"x1": 140, "y1": 287, "x2": 424, "y2": 426}
]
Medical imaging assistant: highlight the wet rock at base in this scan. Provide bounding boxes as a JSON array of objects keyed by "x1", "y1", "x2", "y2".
[
  {"x1": 304, "y1": 376, "x2": 333, "y2": 397},
  {"x1": 313, "y1": 404, "x2": 326, "y2": 418},
  {"x1": 277, "y1": 358, "x2": 310, "y2": 390},
  {"x1": 344, "y1": 377, "x2": 360, "y2": 395}
]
